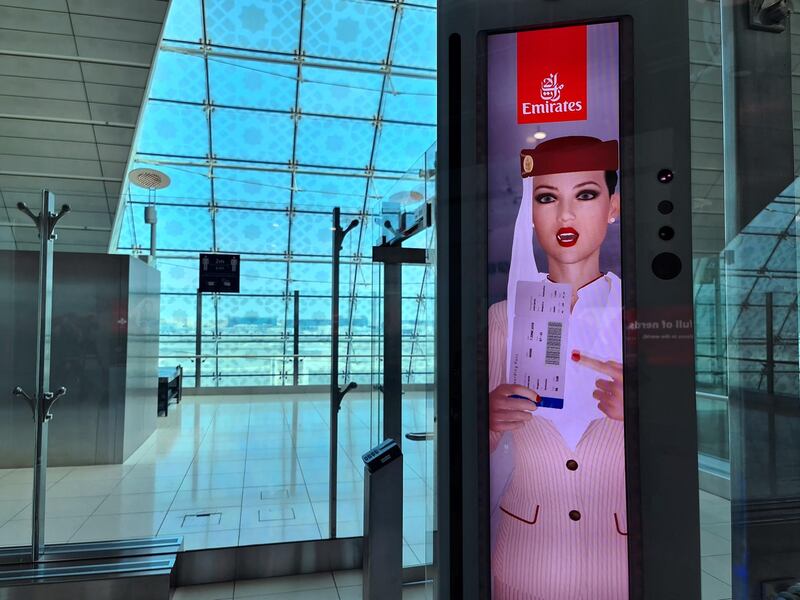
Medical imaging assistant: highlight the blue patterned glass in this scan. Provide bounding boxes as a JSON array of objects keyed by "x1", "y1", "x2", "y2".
[
  {"x1": 205, "y1": 0, "x2": 301, "y2": 54},
  {"x1": 303, "y1": 0, "x2": 394, "y2": 63},
  {"x1": 212, "y1": 107, "x2": 294, "y2": 163}
]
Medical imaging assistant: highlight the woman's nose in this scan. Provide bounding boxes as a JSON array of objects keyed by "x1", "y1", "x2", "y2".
[{"x1": 558, "y1": 202, "x2": 576, "y2": 223}]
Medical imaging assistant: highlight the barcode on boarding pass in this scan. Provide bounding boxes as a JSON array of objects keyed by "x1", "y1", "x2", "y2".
[{"x1": 545, "y1": 321, "x2": 563, "y2": 366}]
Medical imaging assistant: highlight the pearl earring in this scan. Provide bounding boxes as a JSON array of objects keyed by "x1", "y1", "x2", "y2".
[{"x1": 609, "y1": 217, "x2": 616, "y2": 224}]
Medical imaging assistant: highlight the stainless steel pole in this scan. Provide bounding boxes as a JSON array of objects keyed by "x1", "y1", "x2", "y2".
[
  {"x1": 329, "y1": 208, "x2": 359, "y2": 539},
  {"x1": 30, "y1": 190, "x2": 55, "y2": 562},
  {"x1": 293, "y1": 290, "x2": 300, "y2": 386},
  {"x1": 196, "y1": 288, "x2": 202, "y2": 388},
  {"x1": 329, "y1": 209, "x2": 341, "y2": 539}
]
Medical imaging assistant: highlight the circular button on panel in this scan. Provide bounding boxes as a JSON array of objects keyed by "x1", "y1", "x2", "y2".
[
  {"x1": 658, "y1": 200, "x2": 674, "y2": 215},
  {"x1": 658, "y1": 169, "x2": 674, "y2": 184},
  {"x1": 658, "y1": 226, "x2": 675, "y2": 241},
  {"x1": 566, "y1": 460, "x2": 578, "y2": 471},
  {"x1": 569, "y1": 510, "x2": 582, "y2": 521},
  {"x1": 652, "y1": 252, "x2": 682, "y2": 280}
]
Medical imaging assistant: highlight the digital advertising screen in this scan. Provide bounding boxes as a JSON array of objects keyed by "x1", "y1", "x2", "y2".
[{"x1": 486, "y1": 22, "x2": 629, "y2": 599}]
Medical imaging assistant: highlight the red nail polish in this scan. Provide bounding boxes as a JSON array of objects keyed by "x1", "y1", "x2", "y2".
[{"x1": 571, "y1": 350, "x2": 580, "y2": 362}]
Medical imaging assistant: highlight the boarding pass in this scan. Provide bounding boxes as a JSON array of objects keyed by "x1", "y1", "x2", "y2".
[{"x1": 508, "y1": 279, "x2": 571, "y2": 409}]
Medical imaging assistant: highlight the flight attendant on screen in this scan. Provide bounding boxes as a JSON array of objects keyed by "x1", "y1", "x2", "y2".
[{"x1": 488, "y1": 136, "x2": 627, "y2": 600}]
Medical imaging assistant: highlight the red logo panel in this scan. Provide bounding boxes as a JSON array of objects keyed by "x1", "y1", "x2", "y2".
[{"x1": 517, "y1": 25, "x2": 588, "y2": 124}]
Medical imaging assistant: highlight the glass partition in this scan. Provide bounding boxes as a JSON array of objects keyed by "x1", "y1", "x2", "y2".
[
  {"x1": 691, "y1": 1, "x2": 800, "y2": 597},
  {"x1": 368, "y1": 143, "x2": 436, "y2": 588},
  {"x1": 0, "y1": 0, "x2": 437, "y2": 561}
]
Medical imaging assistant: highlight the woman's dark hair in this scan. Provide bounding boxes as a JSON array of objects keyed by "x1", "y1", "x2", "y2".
[{"x1": 605, "y1": 171, "x2": 618, "y2": 195}]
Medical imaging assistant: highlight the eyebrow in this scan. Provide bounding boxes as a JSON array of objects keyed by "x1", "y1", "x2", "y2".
[
  {"x1": 572, "y1": 181, "x2": 601, "y2": 189},
  {"x1": 533, "y1": 185, "x2": 558, "y2": 192}
]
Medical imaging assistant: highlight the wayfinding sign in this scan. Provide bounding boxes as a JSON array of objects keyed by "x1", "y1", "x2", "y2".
[{"x1": 199, "y1": 253, "x2": 240, "y2": 293}]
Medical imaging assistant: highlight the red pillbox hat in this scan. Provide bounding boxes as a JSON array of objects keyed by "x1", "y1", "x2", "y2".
[{"x1": 520, "y1": 136, "x2": 619, "y2": 178}]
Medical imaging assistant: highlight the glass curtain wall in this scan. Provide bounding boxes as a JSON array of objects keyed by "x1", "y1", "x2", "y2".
[
  {"x1": 691, "y1": 1, "x2": 800, "y2": 598},
  {"x1": 0, "y1": 0, "x2": 438, "y2": 559},
  {"x1": 113, "y1": 0, "x2": 437, "y2": 389}
]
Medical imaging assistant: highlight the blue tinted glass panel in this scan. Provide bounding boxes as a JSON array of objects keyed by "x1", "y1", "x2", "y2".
[
  {"x1": 295, "y1": 115, "x2": 375, "y2": 169},
  {"x1": 382, "y1": 75, "x2": 436, "y2": 125},
  {"x1": 209, "y1": 58, "x2": 296, "y2": 111},
  {"x1": 299, "y1": 66, "x2": 382, "y2": 119},
  {"x1": 293, "y1": 175, "x2": 369, "y2": 212},
  {"x1": 215, "y1": 208, "x2": 289, "y2": 254},
  {"x1": 158, "y1": 258, "x2": 199, "y2": 293},
  {"x1": 213, "y1": 169, "x2": 292, "y2": 209},
  {"x1": 160, "y1": 293, "x2": 197, "y2": 335},
  {"x1": 205, "y1": 0, "x2": 301, "y2": 54},
  {"x1": 239, "y1": 259, "x2": 288, "y2": 294},
  {"x1": 392, "y1": 7, "x2": 436, "y2": 70},
  {"x1": 373, "y1": 122, "x2": 435, "y2": 172},
  {"x1": 303, "y1": 0, "x2": 394, "y2": 63},
  {"x1": 137, "y1": 101, "x2": 209, "y2": 158},
  {"x1": 212, "y1": 108, "x2": 294, "y2": 163},
  {"x1": 217, "y1": 295, "x2": 286, "y2": 335},
  {"x1": 156, "y1": 205, "x2": 213, "y2": 251},
  {"x1": 150, "y1": 51, "x2": 207, "y2": 103},
  {"x1": 162, "y1": 0, "x2": 203, "y2": 43},
  {"x1": 290, "y1": 261, "x2": 332, "y2": 297}
]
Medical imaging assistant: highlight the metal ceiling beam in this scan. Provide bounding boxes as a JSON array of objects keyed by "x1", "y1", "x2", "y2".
[
  {"x1": 162, "y1": 44, "x2": 436, "y2": 81},
  {"x1": 0, "y1": 49, "x2": 152, "y2": 69},
  {"x1": 0, "y1": 114, "x2": 136, "y2": 128},
  {"x1": 342, "y1": 2, "x2": 405, "y2": 378},
  {"x1": 149, "y1": 97, "x2": 436, "y2": 128},
  {"x1": 0, "y1": 170, "x2": 122, "y2": 182},
  {"x1": 135, "y1": 157, "x2": 415, "y2": 181}
]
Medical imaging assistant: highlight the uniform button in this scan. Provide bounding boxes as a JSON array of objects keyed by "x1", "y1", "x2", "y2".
[
  {"x1": 569, "y1": 510, "x2": 581, "y2": 521},
  {"x1": 566, "y1": 459, "x2": 578, "y2": 471}
]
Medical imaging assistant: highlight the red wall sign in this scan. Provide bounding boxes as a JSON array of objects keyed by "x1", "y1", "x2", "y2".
[{"x1": 517, "y1": 25, "x2": 588, "y2": 124}]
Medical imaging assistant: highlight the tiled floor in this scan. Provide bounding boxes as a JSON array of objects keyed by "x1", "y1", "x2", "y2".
[
  {"x1": 0, "y1": 391, "x2": 732, "y2": 598},
  {"x1": 699, "y1": 490, "x2": 732, "y2": 600},
  {"x1": 0, "y1": 392, "x2": 435, "y2": 565},
  {"x1": 171, "y1": 571, "x2": 432, "y2": 600}
]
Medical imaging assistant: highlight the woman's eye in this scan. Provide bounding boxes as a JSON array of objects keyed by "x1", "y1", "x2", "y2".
[
  {"x1": 576, "y1": 189, "x2": 599, "y2": 201},
  {"x1": 535, "y1": 194, "x2": 556, "y2": 204}
]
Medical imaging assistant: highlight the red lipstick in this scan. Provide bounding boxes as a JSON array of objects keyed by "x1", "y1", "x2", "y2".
[{"x1": 556, "y1": 227, "x2": 579, "y2": 247}]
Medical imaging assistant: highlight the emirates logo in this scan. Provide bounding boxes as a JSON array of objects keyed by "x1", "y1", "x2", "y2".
[
  {"x1": 540, "y1": 73, "x2": 565, "y2": 103},
  {"x1": 521, "y1": 71, "x2": 583, "y2": 118}
]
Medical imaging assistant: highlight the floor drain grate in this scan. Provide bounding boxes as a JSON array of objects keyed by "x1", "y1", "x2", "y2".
[
  {"x1": 260, "y1": 488, "x2": 291, "y2": 501},
  {"x1": 181, "y1": 512, "x2": 222, "y2": 527},
  {"x1": 258, "y1": 507, "x2": 296, "y2": 522}
]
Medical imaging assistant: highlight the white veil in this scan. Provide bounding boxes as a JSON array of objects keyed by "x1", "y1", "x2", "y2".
[
  {"x1": 505, "y1": 177, "x2": 544, "y2": 376},
  {"x1": 504, "y1": 176, "x2": 605, "y2": 449}
]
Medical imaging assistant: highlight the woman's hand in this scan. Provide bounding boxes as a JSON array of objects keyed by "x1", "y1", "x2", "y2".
[
  {"x1": 490, "y1": 384, "x2": 537, "y2": 433},
  {"x1": 572, "y1": 351, "x2": 624, "y2": 421}
]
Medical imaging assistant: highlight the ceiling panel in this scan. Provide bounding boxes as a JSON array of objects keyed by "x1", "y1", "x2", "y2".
[
  {"x1": 0, "y1": 0, "x2": 167, "y2": 252},
  {"x1": 81, "y1": 63, "x2": 149, "y2": 87},
  {"x1": 67, "y1": 0, "x2": 168, "y2": 23},
  {"x1": 0, "y1": 95, "x2": 90, "y2": 119},
  {"x1": 0, "y1": 119, "x2": 94, "y2": 142},
  {"x1": 71, "y1": 14, "x2": 162, "y2": 43},
  {"x1": 0, "y1": 54, "x2": 82, "y2": 79},
  {"x1": 93, "y1": 125, "x2": 134, "y2": 146},
  {"x1": 84, "y1": 82, "x2": 144, "y2": 107},
  {"x1": 0, "y1": 29, "x2": 78, "y2": 56},
  {"x1": 75, "y1": 36, "x2": 156, "y2": 64},
  {"x1": 0, "y1": 137, "x2": 100, "y2": 160},
  {"x1": 0, "y1": 5, "x2": 72, "y2": 34},
  {"x1": 0, "y1": 75, "x2": 86, "y2": 101},
  {"x1": 0, "y1": 1, "x2": 68, "y2": 11}
]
